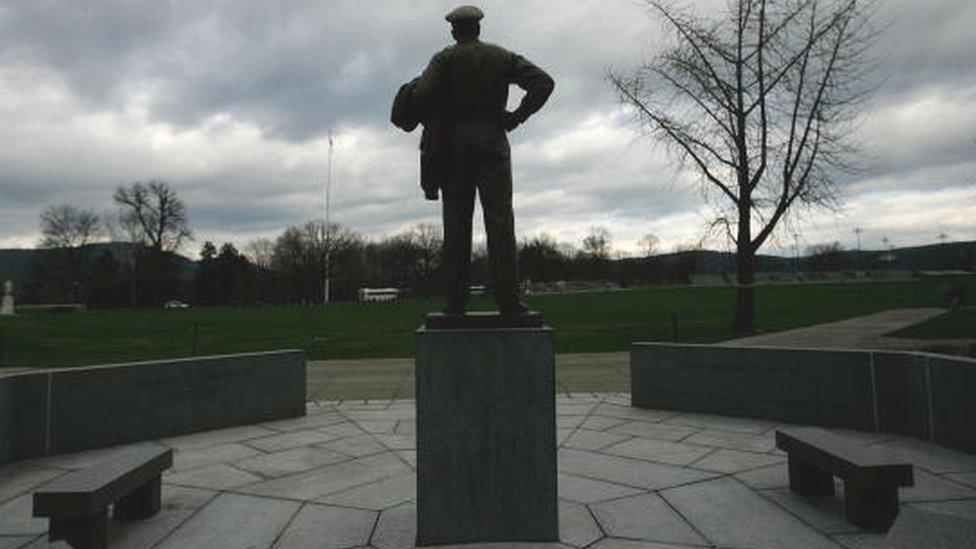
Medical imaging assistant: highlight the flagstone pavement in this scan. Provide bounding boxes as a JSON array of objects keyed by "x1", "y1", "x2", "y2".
[{"x1": 2, "y1": 393, "x2": 975, "y2": 549}]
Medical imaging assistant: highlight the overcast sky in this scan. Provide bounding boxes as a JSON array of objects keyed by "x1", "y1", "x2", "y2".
[{"x1": 1, "y1": 0, "x2": 974, "y2": 258}]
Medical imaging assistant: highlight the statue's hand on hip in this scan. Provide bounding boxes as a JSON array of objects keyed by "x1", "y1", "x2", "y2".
[{"x1": 501, "y1": 111, "x2": 523, "y2": 132}]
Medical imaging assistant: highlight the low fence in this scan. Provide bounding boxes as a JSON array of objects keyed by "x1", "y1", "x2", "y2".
[
  {"x1": 0, "y1": 350, "x2": 306, "y2": 465},
  {"x1": 631, "y1": 343, "x2": 976, "y2": 454}
]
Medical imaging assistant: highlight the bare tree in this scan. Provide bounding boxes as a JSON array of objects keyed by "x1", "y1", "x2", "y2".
[
  {"x1": 408, "y1": 223, "x2": 444, "y2": 282},
  {"x1": 113, "y1": 180, "x2": 192, "y2": 252},
  {"x1": 37, "y1": 205, "x2": 102, "y2": 302},
  {"x1": 244, "y1": 238, "x2": 276, "y2": 269},
  {"x1": 582, "y1": 226, "x2": 613, "y2": 259},
  {"x1": 637, "y1": 233, "x2": 661, "y2": 257},
  {"x1": 610, "y1": 0, "x2": 879, "y2": 333},
  {"x1": 39, "y1": 205, "x2": 101, "y2": 249}
]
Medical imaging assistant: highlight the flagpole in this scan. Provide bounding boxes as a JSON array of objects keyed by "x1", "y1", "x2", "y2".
[{"x1": 324, "y1": 131, "x2": 333, "y2": 306}]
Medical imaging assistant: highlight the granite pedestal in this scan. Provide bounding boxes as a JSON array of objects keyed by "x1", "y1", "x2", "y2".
[{"x1": 414, "y1": 316, "x2": 558, "y2": 545}]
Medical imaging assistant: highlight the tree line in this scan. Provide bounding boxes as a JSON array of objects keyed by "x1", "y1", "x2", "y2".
[{"x1": 24, "y1": 180, "x2": 706, "y2": 308}]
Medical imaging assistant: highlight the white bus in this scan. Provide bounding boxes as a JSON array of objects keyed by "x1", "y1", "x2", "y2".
[{"x1": 358, "y1": 287, "x2": 401, "y2": 303}]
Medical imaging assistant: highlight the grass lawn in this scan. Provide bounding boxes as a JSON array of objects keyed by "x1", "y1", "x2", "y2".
[
  {"x1": 889, "y1": 308, "x2": 976, "y2": 339},
  {"x1": 1, "y1": 277, "x2": 972, "y2": 368}
]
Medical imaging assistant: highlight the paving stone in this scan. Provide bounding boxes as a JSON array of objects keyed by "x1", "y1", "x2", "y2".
[
  {"x1": 373, "y1": 434, "x2": 416, "y2": 450},
  {"x1": 161, "y1": 485, "x2": 217, "y2": 509},
  {"x1": 602, "y1": 438, "x2": 712, "y2": 466},
  {"x1": 735, "y1": 462, "x2": 789, "y2": 489},
  {"x1": 831, "y1": 532, "x2": 893, "y2": 548},
  {"x1": 19, "y1": 537, "x2": 76, "y2": 548},
  {"x1": 0, "y1": 463, "x2": 66, "y2": 505},
  {"x1": 305, "y1": 401, "x2": 334, "y2": 412},
  {"x1": 558, "y1": 500, "x2": 602, "y2": 547},
  {"x1": 560, "y1": 393, "x2": 603, "y2": 403},
  {"x1": 274, "y1": 503, "x2": 376, "y2": 549},
  {"x1": 608, "y1": 421, "x2": 697, "y2": 442},
  {"x1": 579, "y1": 417, "x2": 628, "y2": 432},
  {"x1": 884, "y1": 506, "x2": 976, "y2": 549},
  {"x1": 396, "y1": 450, "x2": 417, "y2": 468},
  {"x1": 164, "y1": 463, "x2": 262, "y2": 490},
  {"x1": 557, "y1": 474, "x2": 644, "y2": 504},
  {"x1": 683, "y1": 430, "x2": 777, "y2": 453},
  {"x1": 945, "y1": 472, "x2": 976, "y2": 489},
  {"x1": 108, "y1": 508, "x2": 194, "y2": 549},
  {"x1": 317, "y1": 473, "x2": 415, "y2": 510},
  {"x1": 344, "y1": 408, "x2": 415, "y2": 422},
  {"x1": 557, "y1": 416, "x2": 586, "y2": 430},
  {"x1": 246, "y1": 429, "x2": 342, "y2": 453},
  {"x1": 589, "y1": 540, "x2": 703, "y2": 549},
  {"x1": 908, "y1": 498, "x2": 976, "y2": 520},
  {"x1": 592, "y1": 403, "x2": 675, "y2": 423},
  {"x1": 334, "y1": 398, "x2": 390, "y2": 406},
  {"x1": 28, "y1": 442, "x2": 166, "y2": 470},
  {"x1": 318, "y1": 422, "x2": 365, "y2": 438},
  {"x1": 0, "y1": 536, "x2": 38, "y2": 549},
  {"x1": 159, "y1": 425, "x2": 276, "y2": 450},
  {"x1": 372, "y1": 502, "x2": 415, "y2": 549},
  {"x1": 352, "y1": 420, "x2": 398, "y2": 434},
  {"x1": 261, "y1": 411, "x2": 345, "y2": 432},
  {"x1": 157, "y1": 493, "x2": 299, "y2": 549},
  {"x1": 0, "y1": 494, "x2": 47, "y2": 536},
  {"x1": 591, "y1": 493, "x2": 706, "y2": 545},
  {"x1": 240, "y1": 452, "x2": 410, "y2": 500},
  {"x1": 170, "y1": 442, "x2": 262, "y2": 472},
  {"x1": 870, "y1": 436, "x2": 976, "y2": 474},
  {"x1": 562, "y1": 430, "x2": 630, "y2": 451},
  {"x1": 556, "y1": 402, "x2": 598, "y2": 416},
  {"x1": 232, "y1": 447, "x2": 350, "y2": 478},
  {"x1": 316, "y1": 434, "x2": 389, "y2": 457},
  {"x1": 394, "y1": 420, "x2": 416, "y2": 435},
  {"x1": 661, "y1": 477, "x2": 840, "y2": 549},
  {"x1": 601, "y1": 395, "x2": 631, "y2": 407},
  {"x1": 902, "y1": 469, "x2": 976, "y2": 502},
  {"x1": 665, "y1": 412, "x2": 776, "y2": 434},
  {"x1": 558, "y1": 449, "x2": 717, "y2": 491},
  {"x1": 691, "y1": 449, "x2": 785, "y2": 473},
  {"x1": 436, "y1": 543, "x2": 573, "y2": 548},
  {"x1": 557, "y1": 428, "x2": 574, "y2": 445},
  {"x1": 762, "y1": 489, "x2": 858, "y2": 534}
]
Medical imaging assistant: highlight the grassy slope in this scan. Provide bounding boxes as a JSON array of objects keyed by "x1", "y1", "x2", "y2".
[
  {"x1": 889, "y1": 308, "x2": 976, "y2": 339},
  {"x1": 1, "y1": 277, "x2": 972, "y2": 368}
]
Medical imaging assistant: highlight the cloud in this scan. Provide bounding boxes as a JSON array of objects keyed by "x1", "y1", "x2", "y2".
[{"x1": 1, "y1": 0, "x2": 974, "y2": 257}]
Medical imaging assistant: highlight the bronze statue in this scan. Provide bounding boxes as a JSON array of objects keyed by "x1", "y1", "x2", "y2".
[{"x1": 393, "y1": 5, "x2": 553, "y2": 316}]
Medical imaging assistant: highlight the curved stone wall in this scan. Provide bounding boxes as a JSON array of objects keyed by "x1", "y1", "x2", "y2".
[
  {"x1": 631, "y1": 343, "x2": 976, "y2": 454},
  {"x1": 0, "y1": 350, "x2": 306, "y2": 465}
]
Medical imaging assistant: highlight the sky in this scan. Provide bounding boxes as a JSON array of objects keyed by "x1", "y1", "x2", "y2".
[{"x1": 0, "y1": 0, "x2": 974, "y2": 258}]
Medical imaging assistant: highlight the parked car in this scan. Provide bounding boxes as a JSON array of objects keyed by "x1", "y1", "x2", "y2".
[{"x1": 164, "y1": 300, "x2": 189, "y2": 309}]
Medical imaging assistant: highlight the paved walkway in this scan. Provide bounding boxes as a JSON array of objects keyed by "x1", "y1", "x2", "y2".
[
  {"x1": 723, "y1": 308, "x2": 947, "y2": 349},
  {"x1": 307, "y1": 353, "x2": 630, "y2": 402},
  {"x1": 3, "y1": 394, "x2": 974, "y2": 548}
]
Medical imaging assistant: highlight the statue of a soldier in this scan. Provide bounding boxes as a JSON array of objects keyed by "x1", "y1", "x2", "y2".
[{"x1": 392, "y1": 5, "x2": 554, "y2": 316}]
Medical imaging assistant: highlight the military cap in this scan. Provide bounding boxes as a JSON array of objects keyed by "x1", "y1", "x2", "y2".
[{"x1": 445, "y1": 5, "x2": 484, "y2": 24}]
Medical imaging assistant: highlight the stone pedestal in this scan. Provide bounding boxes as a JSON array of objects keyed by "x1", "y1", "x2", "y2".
[{"x1": 414, "y1": 321, "x2": 558, "y2": 546}]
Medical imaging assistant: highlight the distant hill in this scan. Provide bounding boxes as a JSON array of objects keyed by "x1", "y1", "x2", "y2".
[
  {"x1": 626, "y1": 240, "x2": 976, "y2": 274},
  {"x1": 0, "y1": 242, "x2": 197, "y2": 287},
  {"x1": 2, "y1": 239, "x2": 972, "y2": 288}
]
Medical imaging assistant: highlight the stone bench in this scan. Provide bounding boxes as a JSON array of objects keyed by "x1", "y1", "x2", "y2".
[
  {"x1": 33, "y1": 446, "x2": 173, "y2": 549},
  {"x1": 776, "y1": 427, "x2": 913, "y2": 532}
]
